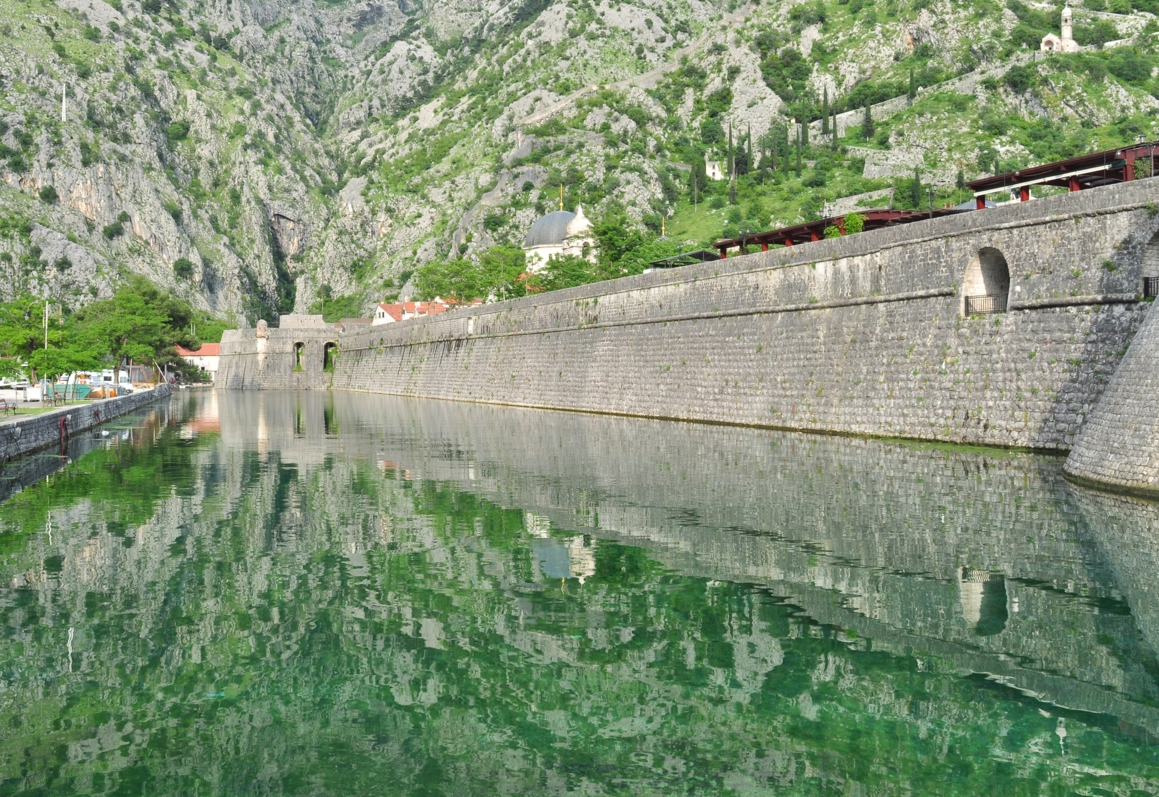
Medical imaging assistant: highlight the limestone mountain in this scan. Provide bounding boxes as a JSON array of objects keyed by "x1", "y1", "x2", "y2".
[{"x1": 1, "y1": 0, "x2": 1157, "y2": 324}]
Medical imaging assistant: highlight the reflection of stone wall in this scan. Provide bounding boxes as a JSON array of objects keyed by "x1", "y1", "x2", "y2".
[
  {"x1": 4, "y1": 390, "x2": 1159, "y2": 792},
  {"x1": 211, "y1": 391, "x2": 1159, "y2": 730}
]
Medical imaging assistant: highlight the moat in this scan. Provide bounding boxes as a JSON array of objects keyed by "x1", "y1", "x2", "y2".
[{"x1": 1, "y1": 390, "x2": 1158, "y2": 795}]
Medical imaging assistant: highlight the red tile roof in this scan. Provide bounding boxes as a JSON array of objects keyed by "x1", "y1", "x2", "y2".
[{"x1": 177, "y1": 343, "x2": 220, "y2": 357}]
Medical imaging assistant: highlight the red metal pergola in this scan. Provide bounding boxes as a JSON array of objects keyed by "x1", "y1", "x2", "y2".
[
  {"x1": 966, "y1": 140, "x2": 1158, "y2": 208},
  {"x1": 713, "y1": 208, "x2": 966, "y2": 258}
]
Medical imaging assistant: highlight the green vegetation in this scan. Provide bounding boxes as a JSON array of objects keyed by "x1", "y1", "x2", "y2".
[
  {"x1": 0, "y1": 277, "x2": 218, "y2": 383},
  {"x1": 0, "y1": 0, "x2": 1158, "y2": 320}
]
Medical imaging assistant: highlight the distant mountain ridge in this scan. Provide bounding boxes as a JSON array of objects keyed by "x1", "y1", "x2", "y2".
[{"x1": 0, "y1": 0, "x2": 1156, "y2": 323}]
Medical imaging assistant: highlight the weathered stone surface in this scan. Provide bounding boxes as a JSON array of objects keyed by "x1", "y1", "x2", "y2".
[
  {"x1": 0, "y1": 385, "x2": 171, "y2": 465},
  {"x1": 219, "y1": 180, "x2": 1159, "y2": 487}
]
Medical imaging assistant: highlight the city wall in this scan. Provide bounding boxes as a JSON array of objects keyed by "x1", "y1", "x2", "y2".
[{"x1": 217, "y1": 179, "x2": 1159, "y2": 492}]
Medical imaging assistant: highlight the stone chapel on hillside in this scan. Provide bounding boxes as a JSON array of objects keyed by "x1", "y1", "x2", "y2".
[{"x1": 1041, "y1": 6, "x2": 1081, "y2": 53}]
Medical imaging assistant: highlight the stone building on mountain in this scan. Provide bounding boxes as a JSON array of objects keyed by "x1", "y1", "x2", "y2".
[
  {"x1": 522, "y1": 206, "x2": 596, "y2": 272},
  {"x1": 1041, "y1": 6, "x2": 1081, "y2": 53}
]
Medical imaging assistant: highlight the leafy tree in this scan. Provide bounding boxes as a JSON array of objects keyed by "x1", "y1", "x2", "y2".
[
  {"x1": 844, "y1": 213, "x2": 866, "y2": 234},
  {"x1": 174, "y1": 257, "x2": 194, "y2": 279},
  {"x1": 591, "y1": 210, "x2": 648, "y2": 280},
  {"x1": 1108, "y1": 48, "x2": 1151, "y2": 83},
  {"x1": 166, "y1": 120, "x2": 191, "y2": 142},
  {"x1": 75, "y1": 277, "x2": 193, "y2": 383},
  {"x1": 413, "y1": 245, "x2": 528, "y2": 302},
  {"x1": 700, "y1": 119, "x2": 725, "y2": 146},
  {"x1": 0, "y1": 295, "x2": 62, "y2": 382},
  {"x1": 1004, "y1": 65, "x2": 1036, "y2": 92},
  {"x1": 39, "y1": 186, "x2": 58, "y2": 204},
  {"x1": 528, "y1": 254, "x2": 595, "y2": 292}
]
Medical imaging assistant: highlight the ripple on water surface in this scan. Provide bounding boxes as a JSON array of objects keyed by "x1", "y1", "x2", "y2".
[{"x1": 0, "y1": 390, "x2": 1158, "y2": 795}]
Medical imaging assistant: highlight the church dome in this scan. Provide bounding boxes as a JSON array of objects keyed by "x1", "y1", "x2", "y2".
[{"x1": 523, "y1": 210, "x2": 576, "y2": 248}]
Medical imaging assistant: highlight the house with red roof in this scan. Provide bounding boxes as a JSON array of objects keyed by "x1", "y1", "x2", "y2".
[
  {"x1": 176, "y1": 343, "x2": 221, "y2": 377},
  {"x1": 373, "y1": 298, "x2": 472, "y2": 326}
]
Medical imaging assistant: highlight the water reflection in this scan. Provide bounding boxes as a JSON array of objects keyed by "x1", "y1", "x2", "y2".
[{"x1": 0, "y1": 390, "x2": 1158, "y2": 795}]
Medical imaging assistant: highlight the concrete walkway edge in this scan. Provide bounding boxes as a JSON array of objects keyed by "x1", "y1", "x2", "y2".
[{"x1": 0, "y1": 384, "x2": 172, "y2": 465}]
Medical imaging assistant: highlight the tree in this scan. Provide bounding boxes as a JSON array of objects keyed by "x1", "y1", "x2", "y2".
[
  {"x1": 0, "y1": 295, "x2": 63, "y2": 382},
  {"x1": 39, "y1": 185, "x2": 58, "y2": 204},
  {"x1": 690, "y1": 156, "x2": 707, "y2": 207},
  {"x1": 909, "y1": 168, "x2": 923, "y2": 208},
  {"x1": 907, "y1": 66, "x2": 916, "y2": 104},
  {"x1": 75, "y1": 278, "x2": 176, "y2": 384},
  {"x1": 821, "y1": 88, "x2": 830, "y2": 135},
  {"x1": 477, "y1": 244, "x2": 529, "y2": 301},
  {"x1": 844, "y1": 213, "x2": 866, "y2": 234},
  {"x1": 413, "y1": 245, "x2": 528, "y2": 302},
  {"x1": 592, "y1": 210, "x2": 648, "y2": 280},
  {"x1": 861, "y1": 104, "x2": 874, "y2": 141},
  {"x1": 527, "y1": 254, "x2": 595, "y2": 293}
]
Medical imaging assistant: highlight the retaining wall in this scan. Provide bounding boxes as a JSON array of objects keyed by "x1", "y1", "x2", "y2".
[
  {"x1": 217, "y1": 179, "x2": 1159, "y2": 478},
  {"x1": 0, "y1": 384, "x2": 172, "y2": 465}
]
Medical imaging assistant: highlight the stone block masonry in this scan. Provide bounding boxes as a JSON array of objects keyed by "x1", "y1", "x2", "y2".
[
  {"x1": 218, "y1": 179, "x2": 1159, "y2": 487},
  {"x1": 0, "y1": 384, "x2": 172, "y2": 465}
]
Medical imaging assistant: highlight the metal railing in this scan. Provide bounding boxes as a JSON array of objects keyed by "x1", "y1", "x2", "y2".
[
  {"x1": 965, "y1": 294, "x2": 1007, "y2": 315},
  {"x1": 1144, "y1": 277, "x2": 1159, "y2": 298}
]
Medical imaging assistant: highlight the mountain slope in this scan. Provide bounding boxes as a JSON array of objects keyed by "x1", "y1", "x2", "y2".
[{"x1": 1, "y1": 0, "x2": 1157, "y2": 324}]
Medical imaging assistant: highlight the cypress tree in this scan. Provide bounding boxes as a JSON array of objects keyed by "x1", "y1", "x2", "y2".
[
  {"x1": 861, "y1": 103, "x2": 874, "y2": 141},
  {"x1": 821, "y1": 88, "x2": 830, "y2": 136},
  {"x1": 908, "y1": 66, "x2": 916, "y2": 104}
]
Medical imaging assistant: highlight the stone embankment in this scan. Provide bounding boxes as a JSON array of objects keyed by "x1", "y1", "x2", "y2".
[
  {"x1": 0, "y1": 384, "x2": 172, "y2": 465},
  {"x1": 218, "y1": 179, "x2": 1159, "y2": 494}
]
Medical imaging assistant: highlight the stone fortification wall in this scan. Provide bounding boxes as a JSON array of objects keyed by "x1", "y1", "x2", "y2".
[
  {"x1": 1066, "y1": 295, "x2": 1159, "y2": 493},
  {"x1": 300, "y1": 180, "x2": 1159, "y2": 452},
  {"x1": 217, "y1": 314, "x2": 339, "y2": 390},
  {"x1": 0, "y1": 384, "x2": 171, "y2": 465}
]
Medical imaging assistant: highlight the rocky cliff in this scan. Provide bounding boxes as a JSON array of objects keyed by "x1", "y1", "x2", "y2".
[{"x1": 1, "y1": 0, "x2": 1156, "y2": 323}]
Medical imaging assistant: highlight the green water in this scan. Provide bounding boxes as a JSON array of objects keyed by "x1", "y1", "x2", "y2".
[{"x1": 1, "y1": 391, "x2": 1159, "y2": 795}]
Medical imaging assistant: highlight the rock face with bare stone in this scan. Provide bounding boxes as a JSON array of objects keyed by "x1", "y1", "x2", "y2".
[{"x1": 1, "y1": 0, "x2": 1157, "y2": 325}]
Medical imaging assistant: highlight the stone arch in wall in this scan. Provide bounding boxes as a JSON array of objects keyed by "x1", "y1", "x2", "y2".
[
  {"x1": 294, "y1": 342, "x2": 305, "y2": 371},
  {"x1": 1142, "y1": 230, "x2": 1159, "y2": 296},
  {"x1": 323, "y1": 342, "x2": 337, "y2": 372},
  {"x1": 962, "y1": 247, "x2": 1010, "y2": 316}
]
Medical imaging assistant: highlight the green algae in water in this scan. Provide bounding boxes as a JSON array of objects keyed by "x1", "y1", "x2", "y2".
[{"x1": 0, "y1": 390, "x2": 1157, "y2": 795}]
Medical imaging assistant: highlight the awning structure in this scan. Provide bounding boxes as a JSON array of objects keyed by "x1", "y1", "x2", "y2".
[
  {"x1": 713, "y1": 208, "x2": 966, "y2": 258},
  {"x1": 966, "y1": 141, "x2": 1158, "y2": 207},
  {"x1": 647, "y1": 249, "x2": 722, "y2": 269}
]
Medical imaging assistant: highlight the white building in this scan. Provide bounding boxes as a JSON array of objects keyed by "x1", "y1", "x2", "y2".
[
  {"x1": 176, "y1": 343, "x2": 220, "y2": 376},
  {"x1": 522, "y1": 205, "x2": 596, "y2": 272},
  {"x1": 1041, "y1": 6, "x2": 1081, "y2": 53}
]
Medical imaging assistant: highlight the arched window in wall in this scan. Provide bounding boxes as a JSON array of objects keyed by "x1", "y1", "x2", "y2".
[
  {"x1": 1143, "y1": 230, "x2": 1159, "y2": 298},
  {"x1": 323, "y1": 342, "x2": 337, "y2": 372},
  {"x1": 962, "y1": 247, "x2": 1010, "y2": 316},
  {"x1": 293, "y1": 342, "x2": 305, "y2": 372}
]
